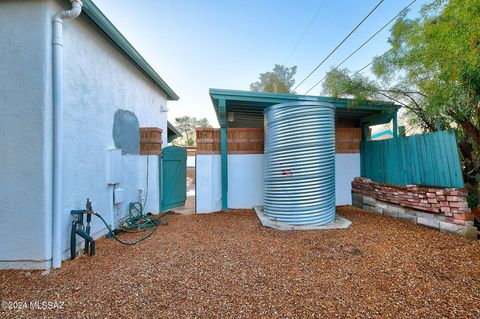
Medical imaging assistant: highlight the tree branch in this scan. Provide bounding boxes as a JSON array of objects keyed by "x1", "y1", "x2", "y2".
[{"x1": 448, "y1": 109, "x2": 480, "y2": 146}]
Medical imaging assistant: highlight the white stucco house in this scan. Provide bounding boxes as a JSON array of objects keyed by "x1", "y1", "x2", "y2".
[{"x1": 0, "y1": 0, "x2": 179, "y2": 269}]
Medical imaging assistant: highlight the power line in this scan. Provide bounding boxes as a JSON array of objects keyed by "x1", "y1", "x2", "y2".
[
  {"x1": 304, "y1": 0, "x2": 416, "y2": 94},
  {"x1": 293, "y1": 0, "x2": 385, "y2": 92},
  {"x1": 352, "y1": 47, "x2": 392, "y2": 76},
  {"x1": 353, "y1": 51, "x2": 387, "y2": 75},
  {"x1": 303, "y1": 49, "x2": 392, "y2": 98},
  {"x1": 337, "y1": 50, "x2": 404, "y2": 107},
  {"x1": 284, "y1": 0, "x2": 328, "y2": 65}
]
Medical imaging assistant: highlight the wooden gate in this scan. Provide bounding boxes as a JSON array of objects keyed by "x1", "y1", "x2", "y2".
[{"x1": 160, "y1": 146, "x2": 187, "y2": 211}]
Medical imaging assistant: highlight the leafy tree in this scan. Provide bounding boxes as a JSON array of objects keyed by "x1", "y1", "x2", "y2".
[
  {"x1": 173, "y1": 116, "x2": 211, "y2": 146},
  {"x1": 250, "y1": 64, "x2": 297, "y2": 93},
  {"x1": 323, "y1": 0, "x2": 480, "y2": 204},
  {"x1": 195, "y1": 118, "x2": 210, "y2": 128}
]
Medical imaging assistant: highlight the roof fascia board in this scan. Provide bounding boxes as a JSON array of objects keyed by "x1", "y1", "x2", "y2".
[
  {"x1": 167, "y1": 121, "x2": 182, "y2": 137},
  {"x1": 361, "y1": 113, "x2": 394, "y2": 126},
  {"x1": 209, "y1": 89, "x2": 399, "y2": 112}
]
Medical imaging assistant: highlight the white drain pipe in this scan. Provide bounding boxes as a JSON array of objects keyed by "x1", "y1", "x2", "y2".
[{"x1": 52, "y1": 0, "x2": 83, "y2": 268}]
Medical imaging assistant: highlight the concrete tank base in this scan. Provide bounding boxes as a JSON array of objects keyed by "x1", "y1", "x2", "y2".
[{"x1": 254, "y1": 206, "x2": 351, "y2": 231}]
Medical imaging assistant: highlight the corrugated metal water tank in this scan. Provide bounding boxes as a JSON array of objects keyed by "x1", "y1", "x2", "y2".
[{"x1": 264, "y1": 102, "x2": 336, "y2": 225}]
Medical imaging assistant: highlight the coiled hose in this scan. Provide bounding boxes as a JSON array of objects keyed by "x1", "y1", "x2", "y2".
[{"x1": 95, "y1": 202, "x2": 164, "y2": 246}]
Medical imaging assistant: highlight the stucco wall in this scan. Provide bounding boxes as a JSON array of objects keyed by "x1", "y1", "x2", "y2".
[
  {"x1": 195, "y1": 154, "x2": 359, "y2": 213},
  {"x1": 0, "y1": 0, "x2": 170, "y2": 268},
  {"x1": 228, "y1": 155, "x2": 264, "y2": 208},
  {"x1": 59, "y1": 1, "x2": 168, "y2": 259},
  {"x1": 196, "y1": 155, "x2": 222, "y2": 213},
  {"x1": 196, "y1": 154, "x2": 263, "y2": 213},
  {"x1": 335, "y1": 154, "x2": 360, "y2": 205},
  {"x1": 0, "y1": 0, "x2": 53, "y2": 269}
]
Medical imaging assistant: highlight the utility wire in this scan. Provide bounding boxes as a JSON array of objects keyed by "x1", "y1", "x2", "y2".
[
  {"x1": 304, "y1": 0, "x2": 416, "y2": 94},
  {"x1": 340, "y1": 49, "x2": 398, "y2": 105},
  {"x1": 350, "y1": 48, "x2": 392, "y2": 77},
  {"x1": 284, "y1": 0, "x2": 328, "y2": 65},
  {"x1": 293, "y1": 0, "x2": 385, "y2": 92}
]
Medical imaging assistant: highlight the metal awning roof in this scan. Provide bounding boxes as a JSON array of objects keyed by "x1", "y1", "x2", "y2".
[
  {"x1": 209, "y1": 88, "x2": 400, "y2": 128},
  {"x1": 167, "y1": 121, "x2": 181, "y2": 143}
]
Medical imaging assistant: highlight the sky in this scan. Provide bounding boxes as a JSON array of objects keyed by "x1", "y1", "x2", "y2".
[{"x1": 93, "y1": 0, "x2": 430, "y2": 127}]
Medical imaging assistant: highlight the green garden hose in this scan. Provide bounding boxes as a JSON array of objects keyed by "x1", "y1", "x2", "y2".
[
  {"x1": 119, "y1": 202, "x2": 162, "y2": 233},
  {"x1": 94, "y1": 202, "x2": 166, "y2": 246}
]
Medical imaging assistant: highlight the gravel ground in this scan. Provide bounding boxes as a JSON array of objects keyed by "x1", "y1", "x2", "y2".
[{"x1": 1, "y1": 206, "x2": 479, "y2": 318}]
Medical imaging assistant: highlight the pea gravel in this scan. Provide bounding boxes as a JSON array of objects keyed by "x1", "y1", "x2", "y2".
[{"x1": 1, "y1": 206, "x2": 479, "y2": 318}]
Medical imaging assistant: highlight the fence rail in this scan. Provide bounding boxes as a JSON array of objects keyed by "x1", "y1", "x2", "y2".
[
  {"x1": 196, "y1": 127, "x2": 362, "y2": 154},
  {"x1": 361, "y1": 130, "x2": 464, "y2": 188},
  {"x1": 196, "y1": 128, "x2": 264, "y2": 154},
  {"x1": 336, "y1": 128, "x2": 361, "y2": 153}
]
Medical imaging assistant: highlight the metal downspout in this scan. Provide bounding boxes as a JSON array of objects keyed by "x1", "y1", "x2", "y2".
[{"x1": 52, "y1": 0, "x2": 83, "y2": 269}]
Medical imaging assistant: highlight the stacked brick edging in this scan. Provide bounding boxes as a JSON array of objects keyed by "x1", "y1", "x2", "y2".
[{"x1": 351, "y1": 177, "x2": 477, "y2": 239}]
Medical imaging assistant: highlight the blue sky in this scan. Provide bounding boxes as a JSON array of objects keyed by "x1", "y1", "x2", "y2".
[{"x1": 94, "y1": 0, "x2": 430, "y2": 127}]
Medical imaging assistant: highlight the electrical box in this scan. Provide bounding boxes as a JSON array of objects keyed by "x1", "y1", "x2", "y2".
[
  {"x1": 107, "y1": 149, "x2": 122, "y2": 184},
  {"x1": 114, "y1": 188, "x2": 125, "y2": 204}
]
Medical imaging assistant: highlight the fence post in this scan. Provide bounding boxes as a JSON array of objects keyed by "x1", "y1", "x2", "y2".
[
  {"x1": 219, "y1": 99, "x2": 228, "y2": 210},
  {"x1": 393, "y1": 112, "x2": 398, "y2": 138}
]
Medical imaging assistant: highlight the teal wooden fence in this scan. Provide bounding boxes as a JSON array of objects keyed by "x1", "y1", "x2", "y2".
[{"x1": 361, "y1": 130, "x2": 464, "y2": 188}]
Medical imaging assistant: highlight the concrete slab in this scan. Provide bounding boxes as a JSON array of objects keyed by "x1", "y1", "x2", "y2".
[
  {"x1": 383, "y1": 208, "x2": 399, "y2": 218},
  {"x1": 373, "y1": 206, "x2": 384, "y2": 214},
  {"x1": 363, "y1": 196, "x2": 376, "y2": 206},
  {"x1": 351, "y1": 193, "x2": 364, "y2": 204},
  {"x1": 253, "y1": 206, "x2": 352, "y2": 231},
  {"x1": 417, "y1": 217, "x2": 440, "y2": 229},
  {"x1": 387, "y1": 205, "x2": 405, "y2": 214},
  {"x1": 398, "y1": 211, "x2": 417, "y2": 223},
  {"x1": 439, "y1": 221, "x2": 464, "y2": 235},
  {"x1": 439, "y1": 222, "x2": 478, "y2": 240}
]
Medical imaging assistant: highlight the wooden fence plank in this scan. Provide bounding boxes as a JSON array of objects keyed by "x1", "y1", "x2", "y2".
[
  {"x1": 446, "y1": 131, "x2": 463, "y2": 187},
  {"x1": 433, "y1": 132, "x2": 443, "y2": 186},
  {"x1": 361, "y1": 130, "x2": 464, "y2": 188},
  {"x1": 196, "y1": 127, "x2": 362, "y2": 154},
  {"x1": 438, "y1": 132, "x2": 451, "y2": 186}
]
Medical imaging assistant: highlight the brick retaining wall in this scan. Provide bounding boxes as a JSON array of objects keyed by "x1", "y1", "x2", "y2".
[{"x1": 351, "y1": 177, "x2": 477, "y2": 239}]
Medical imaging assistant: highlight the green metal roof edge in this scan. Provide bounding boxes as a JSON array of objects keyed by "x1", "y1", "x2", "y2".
[
  {"x1": 167, "y1": 121, "x2": 182, "y2": 137},
  {"x1": 82, "y1": 0, "x2": 179, "y2": 101},
  {"x1": 209, "y1": 88, "x2": 400, "y2": 110}
]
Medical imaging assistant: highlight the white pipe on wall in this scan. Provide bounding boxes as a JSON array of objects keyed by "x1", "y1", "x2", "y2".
[{"x1": 52, "y1": 0, "x2": 83, "y2": 269}]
